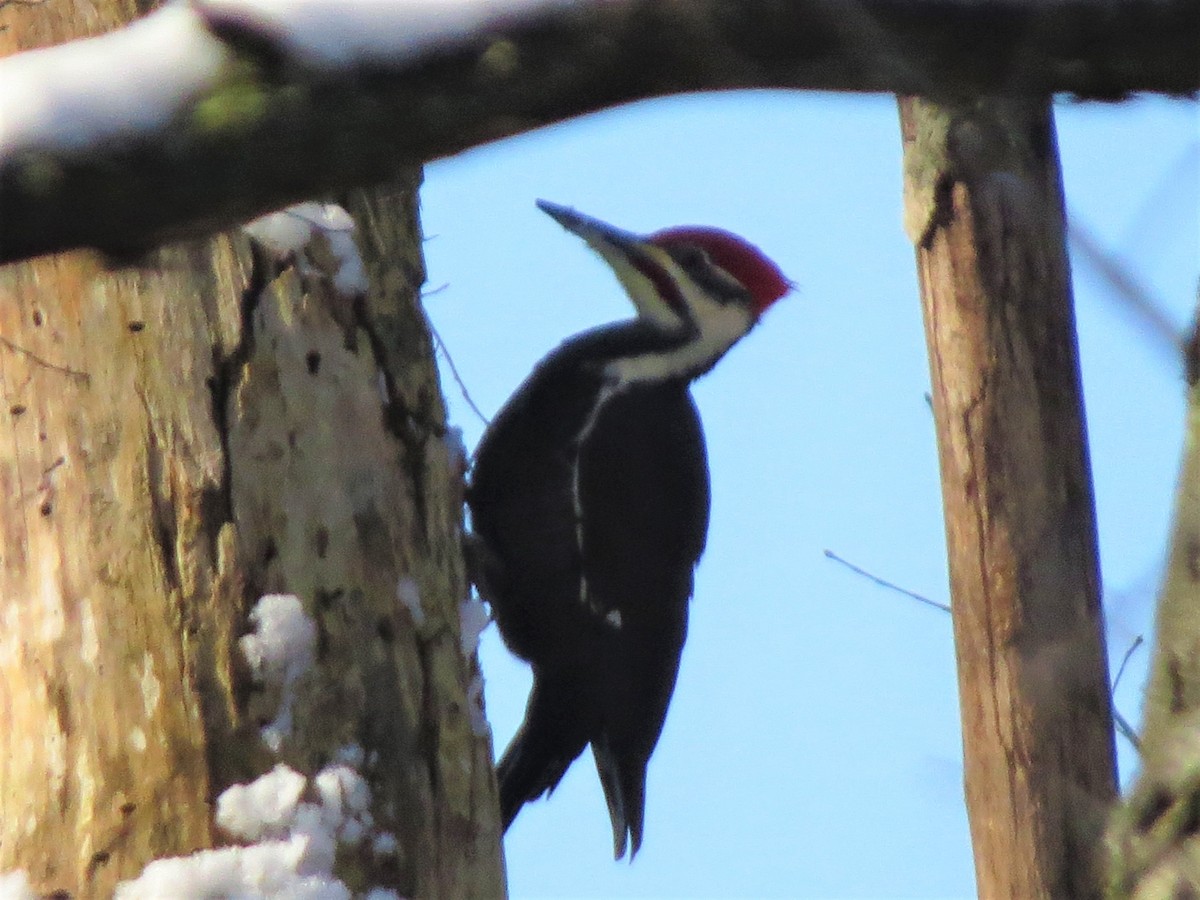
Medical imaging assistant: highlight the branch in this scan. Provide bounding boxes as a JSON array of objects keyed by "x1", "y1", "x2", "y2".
[
  {"x1": 823, "y1": 549, "x2": 949, "y2": 613},
  {"x1": 1068, "y1": 217, "x2": 1184, "y2": 366},
  {"x1": 1, "y1": 0, "x2": 1197, "y2": 263}
]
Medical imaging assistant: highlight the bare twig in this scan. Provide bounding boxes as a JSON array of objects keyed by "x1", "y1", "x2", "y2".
[
  {"x1": 1113, "y1": 709, "x2": 1141, "y2": 752},
  {"x1": 429, "y1": 318, "x2": 489, "y2": 428},
  {"x1": 1112, "y1": 634, "x2": 1145, "y2": 693},
  {"x1": 826, "y1": 548, "x2": 1142, "y2": 754},
  {"x1": 1068, "y1": 216, "x2": 1182, "y2": 365},
  {"x1": 823, "y1": 549, "x2": 950, "y2": 613},
  {"x1": 1110, "y1": 634, "x2": 1144, "y2": 753}
]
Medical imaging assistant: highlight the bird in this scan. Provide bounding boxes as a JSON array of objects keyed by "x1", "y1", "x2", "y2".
[{"x1": 466, "y1": 200, "x2": 790, "y2": 860}]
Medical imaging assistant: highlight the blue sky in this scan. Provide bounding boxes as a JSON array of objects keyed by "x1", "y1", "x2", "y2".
[{"x1": 421, "y1": 93, "x2": 1198, "y2": 898}]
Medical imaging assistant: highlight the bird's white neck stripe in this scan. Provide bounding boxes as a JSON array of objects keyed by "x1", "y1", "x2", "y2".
[
  {"x1": 607, "y1": 295, "x2": 751, "y2": 386},
  {"x1": 568, "y1": 297, "x2": 747, "y2": 620}
]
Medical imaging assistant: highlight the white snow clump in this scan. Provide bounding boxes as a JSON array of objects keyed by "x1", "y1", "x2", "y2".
[
  {"x1": 0, "y1": 871, "x2": 37, "y2": 900},
  {"x1": 244, "y1": 202, "x2": 368, "y2": 298},
  {"x1": 117, "y1": 755, "x2": 388, "y2": 899},
  {"x1": 240, "y1": 593, "x2": 318, "y2": 752}
]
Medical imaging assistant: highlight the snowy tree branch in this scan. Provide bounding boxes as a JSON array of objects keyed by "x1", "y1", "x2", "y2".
[{"x1": 1, "y1": 0, "x2": 1196, "y2": 263}]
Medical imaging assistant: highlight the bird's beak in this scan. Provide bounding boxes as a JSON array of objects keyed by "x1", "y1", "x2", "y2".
[
  {"x1": 537, "y1": 200, "x2": 644, "y2": 256},
  {"x1": 537, "y1": 200, "x2": 683, "y2": 329}
]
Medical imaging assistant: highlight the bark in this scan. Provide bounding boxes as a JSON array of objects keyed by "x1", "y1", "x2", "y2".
[
  {"x1": 0, "y1": 4, "x2": 505, "y2": 897},
  {"x1": 1107, "y1": 310, "x2": 1200, "y2": 897},
  {"x1": 899, "y1": 96, "x2": 1118, "y2": 897},
  {"x1": 0, "y1": 247, "x2": 242, "y2": 894},
  {"x1": 1, "y1": 0, "x2": 1198, "y2": 264}
]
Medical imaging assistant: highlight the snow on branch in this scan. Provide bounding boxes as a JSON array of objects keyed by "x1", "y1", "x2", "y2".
[{"x1": 0, "y1": 0, "x2": 1197, "y2": 263}]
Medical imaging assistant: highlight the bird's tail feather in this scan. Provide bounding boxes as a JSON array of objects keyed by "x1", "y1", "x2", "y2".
[
  {"x1": 497, "y1": 675, "x2": 588, "y2": 830},
  {"x1": 592, "y1": 739, "x2": 647, "y2": 860}
]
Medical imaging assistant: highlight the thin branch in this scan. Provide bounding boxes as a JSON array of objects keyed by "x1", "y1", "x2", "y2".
[
  {"x1": 1, "y1": 0, "x2": 1198, "y2": 264},
  {"x1": 1110, "y1": 634, "x2": 1144, "y2": 752},
  {"x1": 823, "y1": 549, "x2": 950, "y2": 613},
  {"x1": 1114, "y1": 710, "x2": 1141, "y2": 752},
  {"x1": 429, "y1": 320, "x2": 489, "y2": 428},
  {"x1": 1068, "y1": 216, "x2": 1182, "y2": 366},
  {"x1": 1112, "y1": 634, "x2": 1145, "y2": 693},
  {"x1": 824, "y1": 550, "x2": 1143, "y2": 754}
]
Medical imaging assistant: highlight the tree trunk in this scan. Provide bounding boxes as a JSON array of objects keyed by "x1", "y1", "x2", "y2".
[
  {"x1": 0, "y1": 6, "x2": 505, "y2": 898},
  {"x1": 1108, "y1": 310, "x2": 1200, "y2": 896},
  {"x1": 899, "y1": 96, "x2": 1118, "y2": 898}
]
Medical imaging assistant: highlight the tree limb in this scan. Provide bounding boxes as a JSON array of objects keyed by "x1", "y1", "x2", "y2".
[{"x1": 1, "y1": 0, "x2": 1197, "y2": 264}]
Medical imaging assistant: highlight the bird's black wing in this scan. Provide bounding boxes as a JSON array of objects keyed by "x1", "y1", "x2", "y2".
[
  {"x1": 576, "y1": 381, "x2": 710, "y2": 618},
  {"x1": 575, "y1": 380, "x2": 710, "y2": 858}
]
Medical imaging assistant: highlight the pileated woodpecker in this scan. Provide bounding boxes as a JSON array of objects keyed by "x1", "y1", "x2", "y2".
[{"x1": 467, "y1": 200, "x2": 789, "y2": 859}]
